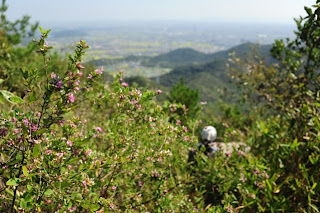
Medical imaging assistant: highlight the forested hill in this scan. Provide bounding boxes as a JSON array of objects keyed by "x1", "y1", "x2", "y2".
[
  {"x1": 153, "y1": 43, "x2": 273, "y2": 101},
  {"x1": 143, "y1": 42, "x2": 273, "y2": 68},
  {"x1": 141, "y1": 48, "x2": 211, "y2": 68},
  {"x1": 88, "y1": 42, "x2": 272, "y2": 70}
]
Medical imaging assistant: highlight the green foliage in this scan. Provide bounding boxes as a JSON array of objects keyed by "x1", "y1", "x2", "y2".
[
  {"x1": 142, "y1": 48, "x2": 212, "y2": 68},
  {"x1": 168, "y1": 78, "x2": 201, "y2": 123},
  {"x1": 0, "y1": 26, "x2": 197, "y2": 212},
  {"x1": 156, "y1": 43, "x2": 272, "y2": 102},
  {"x1": 218, "y1": 3, "x2": 320, "y2": 211},
  {"x1": 0, "y1": 0, "x2": 39, "y2": 95},
  {"x1": 1, "y1": 1, "x2": 320, "y2": 212}
]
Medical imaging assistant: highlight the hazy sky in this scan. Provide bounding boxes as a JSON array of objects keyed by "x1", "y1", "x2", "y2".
[{"x1": 6, "y1": 0, "x2": 314, "y2": 24}]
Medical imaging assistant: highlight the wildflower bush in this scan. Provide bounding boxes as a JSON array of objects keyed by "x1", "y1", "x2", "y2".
[
  {"x1": 191, "y1": 3, "x2": 320, "y2": 212},
  {"x1": 1, "y1": 0, "x2": 320, "y2": 212}
]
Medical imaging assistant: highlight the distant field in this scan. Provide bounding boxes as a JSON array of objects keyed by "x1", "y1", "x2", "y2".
[
  {"x1": 48, "y1": 21, "x2": 295, "y2": 63},
  {"x1": 102, "y1": 63, "x2": 171, "y2": 78}
]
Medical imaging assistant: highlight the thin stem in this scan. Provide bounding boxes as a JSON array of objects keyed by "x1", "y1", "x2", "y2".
[{"x1": 10, "y1": 150, "x2": 25, "y2": 213}]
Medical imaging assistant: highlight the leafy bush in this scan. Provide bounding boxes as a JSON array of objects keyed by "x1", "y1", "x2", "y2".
[
  {"x1": 1, "y1": 0, "x2": 320, "y2": 212},
  {"x1": 0, "y1": 27, "x2": 198, "y2": 212}
]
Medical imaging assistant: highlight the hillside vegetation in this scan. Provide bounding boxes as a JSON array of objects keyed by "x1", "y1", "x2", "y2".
[{"x1": 1, "y1": 0, "x2": 320, "y2": 212}]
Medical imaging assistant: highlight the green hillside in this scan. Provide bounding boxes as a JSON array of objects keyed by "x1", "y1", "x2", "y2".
[
  {"x1": 154, "y1": 43, "x2": 272, "y2": 101},
  {"x1": 141, "y1": 47, "x2": 212, "y2": 68}
]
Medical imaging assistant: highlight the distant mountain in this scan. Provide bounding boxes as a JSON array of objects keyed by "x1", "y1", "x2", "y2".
[
  {"x1": 141, "y1": 48, "x2": 213, "y2": 68},
  {"x1": 154, "y1": 43, "x2": 273, "y2": 101},
  {"x1": 89, "y1": 42, "x2": 272, "y2": 70},
  {"x1": 88, "y1": 42, "x2": 274, "y2": 102},
  {"x1": 143, "y1": 43, "x2": 273, "y2": 68}
]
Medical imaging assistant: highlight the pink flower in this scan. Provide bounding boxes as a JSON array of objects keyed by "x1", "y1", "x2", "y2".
[
  {"x1": 130, "y1": 99, "x2": 138, "y2": 104},
  {"x1": 12, "y1": 117, "x2": 17, "y2": 123},
  {"x1": 58, "y1": 120, "x2": 64, "y2": 126},
  {"x1": 74, "y1": 80, "x2": 80, "y2": 86},
  {"x1": 95, "y1": 67, "x2": 104, "y2": 75},
  {"x1": 45, "y1": 150, "x2": 53, "y2": 155},
  {"x1": 31, "y1": 124, "x2": 38, "y2": 132},
  {"x1": 112, "y1": 186, "x2": 117, "y2": 191},
  {"x1": 77, "y1": 71, "x2": 83, "y2": 77},
  {"x1": 67, "y1": 140, "x2": 72, "y2": 146},
  {"x1": 0, "y1": 128, "x2": 8, "y2": 137},
  {"x1": 68, "y1": 206, "x2": 76, "y2": 212},
  {"x1": 82, "y1": 180, "x2": 87, "y2": 188},
  {"x1": 56, "y1": 152, "x2": 64, "y2": 158},
  {"x1": 183, "y1": 126, "x2": 188, "y2": 133},
  {"x1": 110, "y1": 203, "x2": 115, "y2": 209},
  {"x1": 85, "y1": 149, "x2": 92, "y2": 156},
  {"x1": 44, "y1": 41, "x2": 49, "y2": 47},
  {"x1": 50, "y1": 72, "x2": 56, "y2": 79},
  {"x1": 121, "y1": 82, "x2": 128, "y2": 87},
  {"x1": 56, "y1": 80, "x2": 63, "y2": 88},
  {"x1": 37, "y1": 112, "x2": 41, "y2": 117},
  {"x1": 164, "y1": 189, "x2": 168, "y2": 194},
  {"x1": 76, "y1": 63, "x2": 85, "y2": 70},
  {"x1": 68, "y1": 93, "x2": 75, "y2": 103},
  {"x1": 95, "y1": 127, "x2": 103, "y2": 132},
  {"x1": 87, "y1": 74, "x2": 92, "y2": 79},
  {"x1": 44, "y1": 199, "x2": 52, "y2": 204},
  {"x1": 138, "y1": 180, "x2": 143, "y2": 187},
  {"x1": 23, "y1": 118, "x2": 28, "y2": 126},
  {"x1": 13, "y1": 129, "x2": 19, "y2": 134},
  {"x1": 157, "y1": 89, "x2": 162, "y2": 94},
  {"x1": 240, "y1": 176, "x2": 246, "y2": 183},
  {"x1": 237, "y1": 150, "x2": 244, "y2": 156},
  {"x1": 226, "y1": 151, "x2": 232, "y2": 157}
]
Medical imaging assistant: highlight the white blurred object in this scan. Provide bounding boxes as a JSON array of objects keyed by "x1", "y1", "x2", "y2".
[
  {"x1": 201, "y1": 126, "x2": 217, "y2": 142},
  {"x1": 210, "y1": 142, "x2": 251, "y2": 154}
]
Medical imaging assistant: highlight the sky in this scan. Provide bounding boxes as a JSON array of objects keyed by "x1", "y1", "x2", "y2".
[{"x1": 6, "y1": 0, "x2": 315, "y2": 25}]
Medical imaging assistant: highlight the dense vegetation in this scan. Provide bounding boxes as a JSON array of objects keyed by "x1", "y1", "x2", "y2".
[{"x1": 1, "y1": 0, "x2": 320, "y2": 212}]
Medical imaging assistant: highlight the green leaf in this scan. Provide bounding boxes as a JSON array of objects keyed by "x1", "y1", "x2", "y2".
[
  {"x1": 27, "y1": 185, "x2": 32, "y2": 191},
  {"x1": 71, "y1": 193, "x2": 83, "y2": 202},
  {"x1": 9, "y1": 96, "x2": 24, "y2": 104},
  {"x1": 309, "y1": 204, "x2": 319, "y2": 213},
  {"x1": 0, "y1": 90, "x2": 24, "y2": 104},
  {"x1": 0, "y1": 93, "x2": 5, "y2": 104},
  {"x1": 33, "y1": 144, "x2": 40, "y2": 157},
  {"x1": 33, "y1": 129, "x2": 46, "y2": 136},
  {"x1": 39, "y1": 26, "x2": 44, "y2": 34},
  {"x1": 305, "y1": 6, "x2": 313, "y2": 16},
  {"x1": 0, "y1": 79, "x2": 4, "y2": 84},
  {"x1": 44, "y1": 189, "x2": 54, "y2": 196},
  {"x1": 22, "y1": 166, "x2": 29, "y2": 177},
  {"x1": 20, "y1": 198, "x2": 27, "y2": 209},
  {"x1": 21, "y1": 69, "x2": 29, "y2": 79},
  {"x1": 90, "y1": 204, "x2": 100, "y2": 211},
  {"x1": 6, "y1": 179, "x2": 18, "y2": 186},
  {"x1": 28, "y1": 91, "x2": 36, "y2": 102}
]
